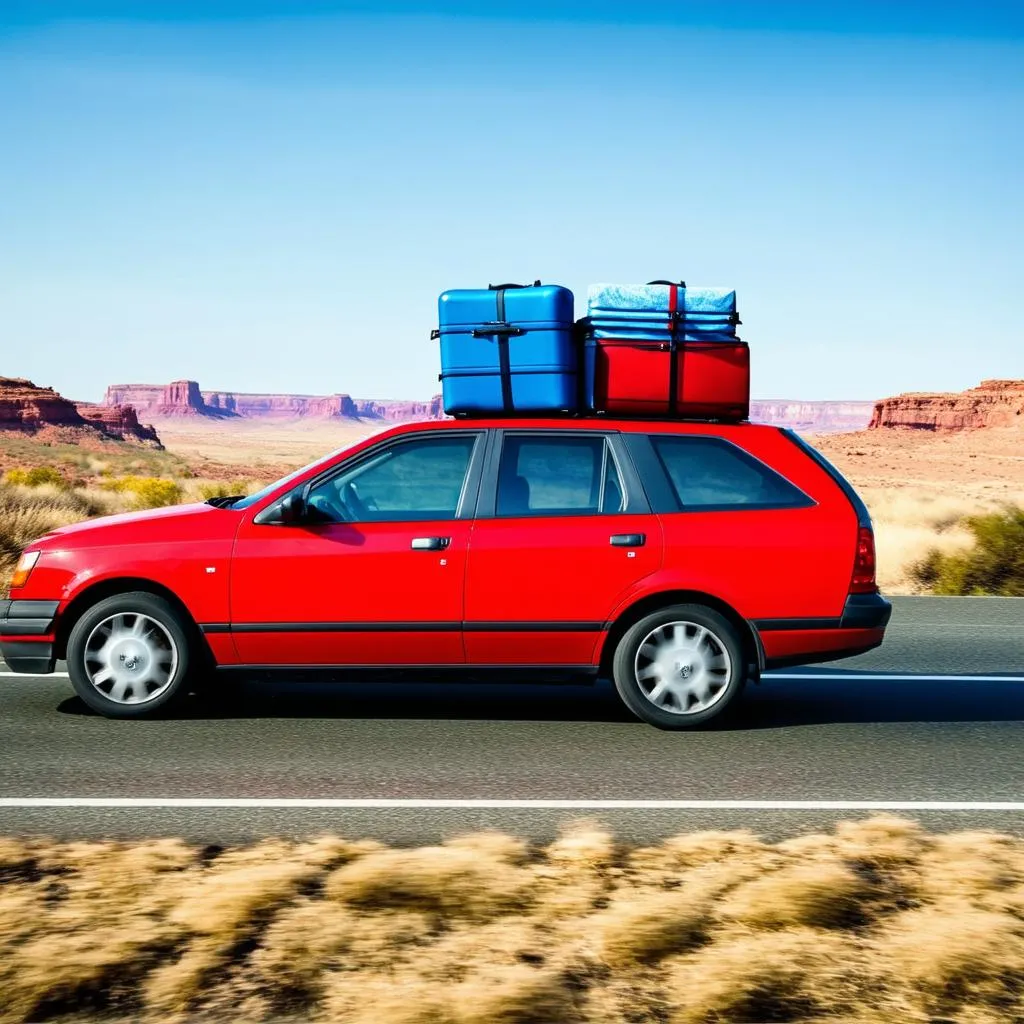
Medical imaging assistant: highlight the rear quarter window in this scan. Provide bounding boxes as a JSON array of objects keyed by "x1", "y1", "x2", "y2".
[{"x1": 648, "y1": 435, "x2": 814, "y2": 511}]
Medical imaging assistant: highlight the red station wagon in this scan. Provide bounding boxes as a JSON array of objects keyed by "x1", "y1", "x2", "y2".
[{"x1": 0, "y1": 419, "x2": 891, "y2": 728}]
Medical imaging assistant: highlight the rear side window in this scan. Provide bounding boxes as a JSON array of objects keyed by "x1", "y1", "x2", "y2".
[
  {"x1": 497, "y1": 434, "x2": 624, "y2": 516},
  {"x1": 649, "y1": 435, "x2": 813, "y2": 511}
]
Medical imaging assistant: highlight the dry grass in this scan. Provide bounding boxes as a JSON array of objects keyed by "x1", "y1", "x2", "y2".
[
  {"x1": 0, "y1": 483, "x2": 130, "y2": 588},
  {"x1": 0, "y1": 475, "x2": 264, "y2": 592},
  {"x1": 861, "y1": 485, "x2": 982, "y2": 592},
  {"x1": 2, "y1": 818, "x2": 1024, "y2": 1023}
]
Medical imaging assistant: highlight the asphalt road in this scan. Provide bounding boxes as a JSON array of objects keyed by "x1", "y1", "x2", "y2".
[{"x1": 1, "y1": 596, "x2": 1021, "y2": 844}]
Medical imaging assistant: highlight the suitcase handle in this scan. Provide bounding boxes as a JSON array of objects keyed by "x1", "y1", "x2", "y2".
[
  {"x1": 471, "y1": 323, "x2": 526, "y2": 337},
  {"x1": 488, "y1": 281, "x2": 541, "y2": 290},
  {"x1": 647, "y1": 280, "x2": 686, "y2": 287}
]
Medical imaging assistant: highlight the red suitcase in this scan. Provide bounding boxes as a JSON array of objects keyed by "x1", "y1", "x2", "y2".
[{"x1": 584, "y1": 337, "x2": 750, "y2": 420}]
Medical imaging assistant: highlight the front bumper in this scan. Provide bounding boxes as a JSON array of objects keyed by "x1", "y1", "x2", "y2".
[
  {"x1": 0, "y1": 639, "x2": 56, "y2": 674},
  {"x1": 0, "y1": 600, "x2": 60, "y2": 674}
]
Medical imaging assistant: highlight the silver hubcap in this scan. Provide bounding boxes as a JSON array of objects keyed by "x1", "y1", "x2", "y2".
[
  {"x1": 634, "y1": 620, "x2": 732, "y2": 715},
  {"x1": 83, "y1": 613, "x2": 178, "y2": 705}
]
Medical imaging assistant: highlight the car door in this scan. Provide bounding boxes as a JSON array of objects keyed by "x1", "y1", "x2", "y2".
[
  {"x1": 229, "y1": 430, "x2": 486, "y2": 666},
  {"x1": 463, "y1": 429, "x2": 663, "y2": 666}
]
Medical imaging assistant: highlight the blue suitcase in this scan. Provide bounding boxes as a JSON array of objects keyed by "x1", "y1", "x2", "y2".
[
  {"x1": 585, "y1": 280, "x2": 739, "y2": 342},
  {"x1": 435, "y1": 282, "x2": 577, "y2": 415}
]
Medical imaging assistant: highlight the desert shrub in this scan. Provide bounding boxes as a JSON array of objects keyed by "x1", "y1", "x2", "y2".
[
  {"x1": 100, "y1": 475, "x2": 183, "y2": 509},
  {"x1": 667, "y1": 928, "x2": 867, "y2": 1023},
  {"x1": 325, "y1": 834, "x2": 533, "y2": 920},
  {"x1": 3, "y1": 466, "x2": 69, "y2": 488},
  {"x1": 881, "y1": 902, "x2": 1024, "y2": 1013},
  {"x1": 197, "y1": 480, "x2": 250, "y2": 500},
  {"x1": 911, "y1": 505, "x2": 1024, "y2": 596},
  {"x1": 594, "y1": 891, "x2": 709, "y2": 965},
  {"x1": 720, "y1": 860, "x2": 872, "y2": 929}
]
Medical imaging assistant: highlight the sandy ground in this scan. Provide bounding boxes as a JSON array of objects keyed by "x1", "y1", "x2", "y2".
[
  {"x1": 811, "y1": 426, "x2": 1024, "y2": 503},
  {"x1": 152, "y1": 417, "x2": 382, "y2": 477}
]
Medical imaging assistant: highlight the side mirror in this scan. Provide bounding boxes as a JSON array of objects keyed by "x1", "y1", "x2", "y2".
[{"x1": 279, "y1": 491, "x2": 307, "y2": 525}]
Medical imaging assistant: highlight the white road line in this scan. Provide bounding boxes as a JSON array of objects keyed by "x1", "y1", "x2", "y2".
[
  {"x1": 0, "y1": 798, "x2": 1022, "y2": 811},
  {"x1": 764, "y1": 672, "x2": 1024, "y2": 682},
  {"x1": 0, "y1": 672, "x2": 69, "y2": 678},
  {"x1": 1, "y1": 671, "x2": 1021, "y2": 683}
]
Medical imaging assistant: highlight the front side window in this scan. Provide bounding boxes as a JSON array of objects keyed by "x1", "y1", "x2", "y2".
[
  {"x1": 306, "y1": 435, "x2": 477, "y2": 523},
  {"x1": 496, "y1": 434, "x2": 625, "y2": 517},
  {"x1": 650, "y1": 435, "x2": 812, "y2": 510}
]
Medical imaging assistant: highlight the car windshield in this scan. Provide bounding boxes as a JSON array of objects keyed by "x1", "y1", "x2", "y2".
[{"x1": 224, "y1": 447, "x2": 349, "y2": 511}]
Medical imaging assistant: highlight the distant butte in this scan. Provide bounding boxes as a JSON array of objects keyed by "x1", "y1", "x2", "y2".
[
  {"x1": 749, "y1": 400, "x2": 874, "y2": 433},
  {"x1": 869, "y1": 380, "x2": 1024, "y2": 431},
  {"x1": 103, "y1": 381, "x2": 446, "y2": 423},
  {"x1": 90, "y1": 377, "x2": 1024, "y2": 433},
  {"x1": 106, "y1": 379, "x2": 876, "y2": 431}
]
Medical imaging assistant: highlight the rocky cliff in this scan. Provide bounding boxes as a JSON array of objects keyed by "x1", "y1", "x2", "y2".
[
  {"x1": 749, "y1": 400, "x2": 874, "y2": 433},
  {"x1": 104, "y1": 381, "x2": 446, "y2": 422},
  {"x1": 104, "y1": 381, "x2": 223, "y2": 418},
  {"x1": 353, "y1": 397, "x2": 446, "y2": 421},
  {"x1": 203, "y1": 390, "x2": 359, "y2": 419},
  {"x1": 869, "y1": 380, "x2": 1024, "y2": 431},
  {"x1": 0, "y1": 378, "x2": 162, "y2": 446}
]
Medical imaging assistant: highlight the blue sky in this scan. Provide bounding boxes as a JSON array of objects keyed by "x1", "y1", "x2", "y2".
[{"x1": 1, "y1": 2, "x2": 1022, "y2": 403}]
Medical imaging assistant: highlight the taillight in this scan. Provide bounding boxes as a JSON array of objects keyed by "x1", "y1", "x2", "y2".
[{"x1": 850, "y1": 526, "x2": 877, "y2": 594}]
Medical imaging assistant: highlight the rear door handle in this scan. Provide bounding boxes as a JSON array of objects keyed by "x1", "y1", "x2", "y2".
[
  {"x1": 610, "y1": 533, "x2": 645, "y2": 547},
  {"x1": 411, "y1": 536, "x2": 451, "y2": 551}
]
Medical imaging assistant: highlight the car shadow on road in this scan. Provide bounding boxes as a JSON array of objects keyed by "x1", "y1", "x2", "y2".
[{"x1": 56, "y1": 671, "x2": 1024, "y2": 727}]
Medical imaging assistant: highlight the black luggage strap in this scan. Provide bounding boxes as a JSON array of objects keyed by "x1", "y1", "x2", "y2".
[
  {"x1": 666, "y1": 283, "x2": 684, "y2": 414},
  {"x1": 493, "y1": 287, "x2": 516, "y2": 411},
  {"x1": 471, "y1": 323, "x2": 525, "y2": 337}
]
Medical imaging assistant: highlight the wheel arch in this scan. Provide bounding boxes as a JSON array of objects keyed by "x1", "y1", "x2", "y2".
[
  {"x1": 600, "y1": 589, "x2": 764, "y2": 680},
  {"x1": 55, "y1": 577, "x2": 207, "y2": 661}
]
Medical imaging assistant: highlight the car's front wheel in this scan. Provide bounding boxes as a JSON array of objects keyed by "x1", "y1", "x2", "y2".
[
  {"x1": 611, "y1": 604, "x2": 747, "y2": 729},
  {"x1": 66, "y1": 592, "x2": 195, "y2": 718}
]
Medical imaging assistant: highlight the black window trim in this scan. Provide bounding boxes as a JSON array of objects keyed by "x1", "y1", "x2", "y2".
[
  {"x1": 623, "y1": 431, "x2": 817, "y2": 514},
  {"x1": 254, "y1": 428, "x2": 489, "y2": 526},
  {"x1": 476, "y1": 428, "x2": 651, "y2": 520},
  {"x1": 779, "y1": 428, "x2": 872, "y2": 528}
]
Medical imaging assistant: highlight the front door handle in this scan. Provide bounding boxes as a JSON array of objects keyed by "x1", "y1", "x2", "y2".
[
  {"x1": 610, "y1": 533, "x2": 645, "y2": 547},
  {"x1": 411, "y1": 536, "x2": 451, "y2": 551}
]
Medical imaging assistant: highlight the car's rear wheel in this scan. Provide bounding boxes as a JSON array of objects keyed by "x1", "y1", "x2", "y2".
[
  {"x1": 611, "y1": 604, "x2": 746, "y2": 729},
  {"x1": 66, "y1": 592, "x2": 195, "y2": 718}
]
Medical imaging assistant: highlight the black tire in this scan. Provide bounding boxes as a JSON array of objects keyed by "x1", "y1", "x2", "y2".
[
  {"x1": 611, "y1": 603, "x2": 747, "y2": 730},
  {"x1": 66, "y1": 591, "x2": 196, "y2": 719}
]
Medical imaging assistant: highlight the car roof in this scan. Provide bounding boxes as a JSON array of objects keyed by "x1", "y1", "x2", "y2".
[{"x1": 380, "y1": 417, "x2": 778, "y2": 438}]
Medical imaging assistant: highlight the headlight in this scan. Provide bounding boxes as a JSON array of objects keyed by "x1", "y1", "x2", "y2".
[{"x1": 10, "y1": 550, "x2": 40, "y2": 590}]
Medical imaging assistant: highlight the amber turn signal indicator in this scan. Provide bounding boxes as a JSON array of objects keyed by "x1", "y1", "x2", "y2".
[{"x1": 10, "y1": 550, "x2": 40, "y2": 590}]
